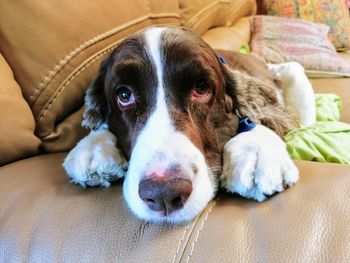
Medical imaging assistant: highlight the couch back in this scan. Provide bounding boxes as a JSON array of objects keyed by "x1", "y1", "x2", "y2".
[{"x1": 0, "y1": 0, "x2": 256, "y2": 165}]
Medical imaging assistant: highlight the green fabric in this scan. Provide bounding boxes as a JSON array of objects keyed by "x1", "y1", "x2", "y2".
[
  {"x1": 239, "y1": 44, "x2": 250, "y2": 55},
  {"x1": 315, "y1": 93, "x2": 342, "y2": 121},
  {"x1": 285, "y1": 122, "x2": 350, "y2": 164},
  {"x1": 285, "y1": 93, "x2": 350, "y2": 164}
]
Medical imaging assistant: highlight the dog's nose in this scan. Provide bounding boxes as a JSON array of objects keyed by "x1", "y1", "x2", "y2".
[{"x1": 138, "y1": 177, "x2": 192, "y2": 215}]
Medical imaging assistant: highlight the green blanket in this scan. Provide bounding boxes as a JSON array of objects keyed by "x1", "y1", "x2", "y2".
[
  {"x1": 285, "y1": 94, "x2": 350, "y2": 164},
  {"x1": 315, "y1": 93, "x2": 342, "y2": 122}
]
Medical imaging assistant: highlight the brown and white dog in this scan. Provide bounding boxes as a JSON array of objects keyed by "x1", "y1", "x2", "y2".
[{"x1": 63, "y1": 26, "x2": 314, "y2": 224}]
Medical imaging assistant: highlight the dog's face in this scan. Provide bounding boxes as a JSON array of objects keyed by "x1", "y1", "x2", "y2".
[{"x1": 83, "y1": 27, "x2": 238, "y2": 223}]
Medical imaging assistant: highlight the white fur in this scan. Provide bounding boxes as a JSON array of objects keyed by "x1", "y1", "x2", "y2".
[
  {"x1": 221, "y1": 125, "x2": 299, "y2": 202},
  {"x1": 123, "y1": 27, "x2": 215, "y2": 223},
  {"x1": 63, "y1": 125, "x2": 127, "y2": 187},
  {"x1": 268, "y1": 62, "x2": 316, "y2": 126}
]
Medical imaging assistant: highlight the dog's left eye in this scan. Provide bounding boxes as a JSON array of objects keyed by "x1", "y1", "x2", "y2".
[
  {"x1": 194, "y1": 80, "x2": 209, "y2": 94},
  {"x1": 115, "y1": 86, "x2": 135, "y2": 107},
  {"x1": 192, "y1": 80, "x2": 211, "y2": 102}
]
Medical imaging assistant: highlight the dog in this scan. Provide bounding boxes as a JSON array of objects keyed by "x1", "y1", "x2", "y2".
[{"x1": 63, "y1": 26, "x2": 314, "y2": 224}]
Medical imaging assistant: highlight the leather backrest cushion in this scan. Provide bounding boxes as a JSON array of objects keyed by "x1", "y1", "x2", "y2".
[
  {"x1": 0, "y1": 0, "x2": 180, "y2": 153},
  {"x1": 179, "y1": 0, "x2": 256, "y2": 35},
  {"x1": 0, "y1": 53, "x2": 40, "y2": 165},
  {"x1": 202, "y1": 16, "x2": 252, "y2": 51}
]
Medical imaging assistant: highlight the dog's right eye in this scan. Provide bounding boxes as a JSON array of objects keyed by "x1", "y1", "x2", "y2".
[
  {"x1": 115, "y1": 86, "x2": 135, "y2": 107},
  {"x1": 192, "y1": 79, "x2": 212, "y2": 103}
]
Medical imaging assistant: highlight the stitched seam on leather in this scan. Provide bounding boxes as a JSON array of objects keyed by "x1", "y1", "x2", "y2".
[
  {"x1": 224, "y1": 0, "x2": 247, "y2": 27},
  {"x1": 185, "y1": 2, "x2": 218, "y2": 27},
  {"x1": 30, "y1": 12, "x2": 180, "y2": 105},
  {"x1": 36, "y1": 43, "x2": 119, "y2": 124},
  {"x1": 185, "y1": 1, "x2": 230, "y2": 27},
  {"x1": 172, "y1": 223, "x2": 191, "y2": 263},
  {"x1": 185, "y1": 0, "x2": 248, "y2": 30},
  {"x1": 172, "y1": 210, "x2": 204, "y2": 263},
  {"x1": 185, "y1": 200, "x2": 217, "y2": 263}
]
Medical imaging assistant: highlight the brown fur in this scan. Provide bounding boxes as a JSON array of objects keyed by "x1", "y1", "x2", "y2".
[
  {"x1": 82, "y1": 27, "x2": 297, "y2": 175},
  {"x1": 223, "y1": 63, "x2": 297, "y2": 138},
  {"x1": 216, "y1": 49, "x2": 276, "y2": 87}
]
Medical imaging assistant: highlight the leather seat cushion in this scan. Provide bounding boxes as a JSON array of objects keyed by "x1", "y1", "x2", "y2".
[{"x1": 1, "y1": 153, "x2": 349, "y2": 262}]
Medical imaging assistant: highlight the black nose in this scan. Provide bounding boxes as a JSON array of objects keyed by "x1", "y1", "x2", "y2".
[{"x1": 138, "y1": 177, "x2": 192, "y2": 215}]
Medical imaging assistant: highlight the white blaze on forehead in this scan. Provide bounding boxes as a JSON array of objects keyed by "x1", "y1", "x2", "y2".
[
  {"x1": 142, "y1": 27, "x2": 174, "y2": 146},
  {"x1": 127, "y1": 26, "x2": 174, "y2": 175},
  {"x1": 145, "y1": 27, "x2": 167, "y2": 110}
]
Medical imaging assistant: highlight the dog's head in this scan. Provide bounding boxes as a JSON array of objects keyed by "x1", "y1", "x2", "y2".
[{"x1": 83, "y1": 26, "x2": 240, "y2": 223}]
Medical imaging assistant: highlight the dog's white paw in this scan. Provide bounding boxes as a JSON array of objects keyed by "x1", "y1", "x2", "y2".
[
  {"x1": 221, "y1": 125, "x2": 299, "y2": 201},
  {"x1": 63, "y1": 128, "x2": 127, "y2": 187}
]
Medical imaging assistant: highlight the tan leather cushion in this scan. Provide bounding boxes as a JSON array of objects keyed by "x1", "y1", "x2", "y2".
[
  {"x1": 0, "y1": 53, "x2": 40, "y2": 165},
  {"x1": 182, "y1": 160, "x2": 350, "y2": 262},
  {"x1": 0, "y1": 153, "x2": 195, "y2": 262},
  {"x1": 1, "y1": 153, "x2": 350, "y2": 261},
  {"x1": 202, "y1": 16, "x2": 251, "y2": 51},
  {"x1": 179, "y1": 0, "x2": 256, "y2": 35},
  {"x1": 0, "y1": 0, "x2": 180, "y2": 153}
]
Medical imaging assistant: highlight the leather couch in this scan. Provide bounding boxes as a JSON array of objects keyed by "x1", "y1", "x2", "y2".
[{"x1": 1, "y1": 1, "x2": 350, "y2": 262}]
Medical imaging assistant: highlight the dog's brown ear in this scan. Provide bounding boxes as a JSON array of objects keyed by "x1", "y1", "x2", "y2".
[
  {"x1": 223, "y1": 65, "x2": 297, "y2": 137},
  {"x1": 82, "y1": 58, "x2": 110, "y2": 130}
]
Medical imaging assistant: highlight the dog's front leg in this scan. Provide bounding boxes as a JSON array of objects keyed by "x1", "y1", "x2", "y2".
[
  {"x1": 63, "y1": 125, "x2": 127, "y2": 187},
  {"x1": 268, "y1": 62, "x2": 316, "y2": 126},
  {"x1": 221, "y1": 125, "x2": 299, "y2": 201}
]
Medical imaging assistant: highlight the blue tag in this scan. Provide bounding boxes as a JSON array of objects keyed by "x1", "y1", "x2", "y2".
[
  {"x1": 238, "y1": 117, "x2": 256, "y2": 133},
  {"x1": 218, "y1": 55, "x2": 227, "y2": 65}
]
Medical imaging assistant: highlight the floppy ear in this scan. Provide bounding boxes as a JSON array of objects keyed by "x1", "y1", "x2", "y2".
[
  {"x1": 82, "y1": 58, "x2": 110, "y2": 130},
  {"x1": 223, "y1": 65, "x2": 297, "y2": 137}
]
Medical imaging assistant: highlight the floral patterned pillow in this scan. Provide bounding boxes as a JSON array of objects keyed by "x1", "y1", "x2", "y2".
[
  {"x1": 250, "y1": 16, "x2": 350, "y2": 76},
  {"x1": 261, "y1": 0, "x2": 350, "y2": 50}
]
